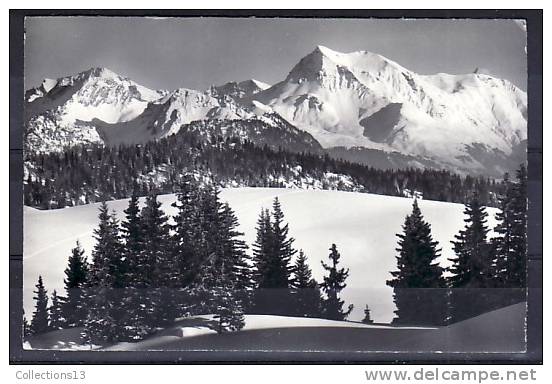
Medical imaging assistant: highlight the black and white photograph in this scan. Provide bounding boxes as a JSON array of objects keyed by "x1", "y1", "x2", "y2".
[{"x1": 11, "y1": 10, "x2": 542, "y2": 362}]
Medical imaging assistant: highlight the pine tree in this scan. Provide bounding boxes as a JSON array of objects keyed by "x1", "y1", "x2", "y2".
[
  {"x1": 84, "y1": 202, "x2": 124, "y2": 344},
  {"x1": 449, "y1": 194, "x2": 493, "y2": 287},
  {"x1": 23, "y1": 313, "x2": 31, "y2": 339},
  {"x1": 386, "y1": 200, "x2": 447, "y2": 325},
  {"x1": 509, "y1": 165, "x2": 527, "y2": 288},
  {"x1": 491, "y1": 165, "x2": 527, "y2": 307},
  {"x1": 63, "y1": 241, "x2": 88, "y2": 327},
  {"x1": 271, "y1": 197, "x2": 296, "y2": 286},
  {"x1": 320, "y1": 244, "x2": 353, "y2": 321},
  {"x1": 492, "y1": 173, "x2": 514, "y2": 287},
  {"x1": 30, "y1": 275, "x2": 50, "y2": 335},
  {"x1": 252, "y1": 208, "x2": 273, "y2": 287},
  {"x1": 219, "y1": 201, "x2": 252, "y2": 309},
  {"x1": 292, "y1": 250, "x2": 322, "y2": 317},
  {"x1": 448, "y1": 194, "x2": 494, "y2": 322},
  {"x1": 121, "y1": 193, "x2": 142, "y2": 284},
  {"x1": 49, "y1": 290, "x2": 66, "y2": 330},
  {"x1": 196, "y1": 256, "x2": 245, "y2": 334},
  {"x1": 362, "y1": 305, "x2": 374, "y2": 324},
  {"x1": 171, "y1": 176, "x2": 201, "y2": 289},
  {"x1": 119, "y1": 193, "x2": 149, "y2": 339},
  {"x1": 141, "y1": 193, "x2": 176, "y2": 327},
  {"x1": 251, "y1": 198, "x2": 296, "y2": 315}
]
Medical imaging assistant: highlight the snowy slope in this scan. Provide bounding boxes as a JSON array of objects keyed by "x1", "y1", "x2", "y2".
[
  {"x1": 250, "y1": 46, "x2": 527, "y2": 175},
  {"x1": 23, "y1": 188, "x2": 498, "y2": 323}
]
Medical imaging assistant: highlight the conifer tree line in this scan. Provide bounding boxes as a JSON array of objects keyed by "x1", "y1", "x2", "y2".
[
  {"x1": 24, "y1": 126, "x2": 500, "y2": 210},
  {"x1": 387, "y1": 165, "x2": 528, "y2": 326},
  {"x1": 26, "y1": 178, "x2": 353, "y2": 343}
]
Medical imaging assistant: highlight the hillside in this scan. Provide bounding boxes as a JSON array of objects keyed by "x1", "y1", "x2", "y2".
[{"x1": 24, "y1": 188, "x2": 499, "y2": 324}]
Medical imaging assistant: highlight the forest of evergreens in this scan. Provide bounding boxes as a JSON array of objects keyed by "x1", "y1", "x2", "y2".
[{"x1": 24, "y1": 126, "x2": 502, "y2": 210}]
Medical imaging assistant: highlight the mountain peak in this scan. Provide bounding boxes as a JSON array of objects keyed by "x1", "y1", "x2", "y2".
[
  {"x1": 287, "y1": 45, "x2": 405, "y2": 84},
  {"x1": 314, "y1": 45, "x2": 336, "y2": 56},
  {"x1": 211, "y1": 79, "x2": 270, "y2": 100},
  {"x1": 240, "y1": 79, "x2": 270, "y2": 91},
  {"x1": 82, "y1": 67, "x2": 121, "y2": 81}
]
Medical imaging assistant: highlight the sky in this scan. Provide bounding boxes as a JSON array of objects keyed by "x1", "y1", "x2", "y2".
[{"x1": 24, "y1": 17, "x2": 528, "y2": 92}]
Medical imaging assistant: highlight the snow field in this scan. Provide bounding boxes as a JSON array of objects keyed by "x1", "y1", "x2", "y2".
[{"x1": 23, "y1": 188, "x2": 498, "y2": 323}]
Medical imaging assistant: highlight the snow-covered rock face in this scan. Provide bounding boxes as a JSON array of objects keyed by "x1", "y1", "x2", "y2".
[
  {"x1": 24, "y1": 67, "x2": 165, "y2": 152},
  {"x1": 211, "y1": 79, "x2": 270, "y2": 100},
  {"x1": 94, "y1": 87, "x2": 274, "y2": 146},
  {"x1": 252, "y1": 45, "x2": 527, "y2": 174},
  {"x1": 25, "y1": 69, "x2": 277, "y2": 151}
]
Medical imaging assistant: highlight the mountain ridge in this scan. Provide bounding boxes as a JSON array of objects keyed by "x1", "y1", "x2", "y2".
[{"x1": 24, "y1": 47, "x2": 527, "y2": 177}]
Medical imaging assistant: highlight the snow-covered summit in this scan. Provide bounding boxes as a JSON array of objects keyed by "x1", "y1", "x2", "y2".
[
  {"x1": 287, "y1": 45, "x2": 407, "y2": 84},
  {"x1": 24, "y1": 68, "x2": 168, "y2": 152},
  {"x1": 26, "y1": 67, "x2": 164, "y2": 124}
]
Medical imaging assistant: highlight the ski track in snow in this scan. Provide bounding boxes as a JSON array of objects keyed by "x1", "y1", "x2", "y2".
[{"x1": 23, "y1": 188, "x2": 498, "y2": 323}]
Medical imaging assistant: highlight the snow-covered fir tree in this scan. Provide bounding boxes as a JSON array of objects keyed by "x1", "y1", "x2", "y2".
[
  {"x1": 251, "y1": 198, "x2": 296, "y2": 315},
  {"x1": 48, "y1": 290, "x2": 66, "y2": 330},
  {"x1": 492, "y1": 172, "x2": 514, "y2": 286},
  {"x1": 490, "y1": 165, "x2": 527, "y2": 306},
  {"x1": 119, "y1": 193, "x2": 151, "y2": 340},
  {"x1": 252, "y1": 208, "x2": 272, "y2": 285},
  {"x1": 507, "y1": 165, "x2": 527, "y2": 288},
  {"x1": 63, "y1": 241, "x2": 88, "y2": 327},
  {"x1": 197, "y1": 256, "x2": 245, "y2": 334},
  {"x1": 219, "y1": 201, "x2": 252, "y2": 309},
  {"x1": 30, "y1": 275, "x2": 50, "y2": 335},
  {"x1": 83, "y1": 202, "x2": 124, "y2": 343},
  {"x1": 121, "y1": 193, "x2": 142, "y2": 285},
  {"x1": 23, "y1": 312, "x2": 31, "y2": 339},
  {"x1": 292, "y1": 250, "x2": 322, "y2": 318},
  {"x1": 448, "y1": 194, "x2": 494, "y2": 322},
  {"x1": 170, "y1": 175, "x2": 201, "y2": 289},
  {"x1": 362, "y1": 304, "x2": 374, "y2": 324},
  {"x1": 386, "y1": 199, "x2": 447, "y2": 326},
  {"x1": 141, "y1": 193, "x2": 177, "y2": 326},
  {"x1": 449, "y1": 194, "x2": 493, "y2": 288},
  {"x1": 320, "y1": 244, "x2": 353, "y2": 321}
]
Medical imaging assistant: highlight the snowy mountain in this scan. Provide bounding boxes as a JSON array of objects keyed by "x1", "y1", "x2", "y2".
[
  {"x1": 249, "y1": 46, "x2": 527, "y2": 176},
  {"x1": 25, "y1": 67, "x2": 166, "y2": 152},
  {"x1": 24, "y1": 47, "x2": 527, "y2": 177},
  {"x1": 24, "y1": 68, "x2": 310, "y2": 152},
  {"x1": 92, "y1": 87, "x2": 252, "y2": 145}
]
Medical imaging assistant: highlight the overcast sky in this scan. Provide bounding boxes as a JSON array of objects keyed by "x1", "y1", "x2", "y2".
[{"x1": 24, "y1": 17, "x2": 527, "y2": 91}]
